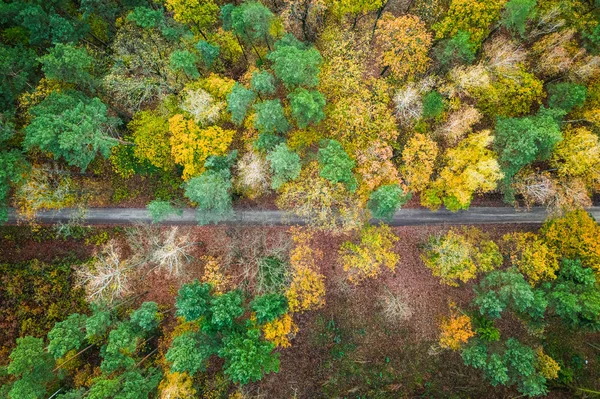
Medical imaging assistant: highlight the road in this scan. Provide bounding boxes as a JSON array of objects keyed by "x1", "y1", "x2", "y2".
[{"x1": 6, "y1": 207, "x2": 600, "y2": 226}]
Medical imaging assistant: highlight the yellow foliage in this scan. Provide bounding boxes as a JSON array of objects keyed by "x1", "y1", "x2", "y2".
[
  {"x1": 375, "y1": 13, "x2": 432, "y2": 80},
  {"x1": 340, "y1": 224, "x2": 399, "y2": 284},
  {"x1": 169, "y1": 114, "x2": 234, "y2": 180},
  {"x1": 401, "y1": 133, "x2": 438, "y2": 193},
  {"x1": 201, "y1": 256, "x2": 230, "y2": 295},
  {"x1": 355, "y1": 140, "x2": 400, "y2": 197},
  {"x1": 535, "y1": 348, "x2": 560, "y2": 380},
  {"x1": 129, "y1": 110, "x2": 174, "y2": 171},
  {"x1": 286, "y1": 266, "x2": 326, "y2": 313},
  {"x1": 289, "y1": 227, "x2": 322, "y2": 271},
  {"x1": 19, "y1": 78, "x2": 71, "y2": 117},
  {"x1": 433, "y1": 0, "x2": 506, "y2": 46},
  {"x1": 187, "y1": 73, "x2": 236, "y2": 100},
  {"x1": 262, "y1": 313, "x2": 298, "y2": 348},
  {"x1": 158, "y1": 371, "x2": 196, "y2": 399},
  {"x1": 439, "y1": 303, "x2": 475, "y2": 351},
  {"x1": 552, "y1": 127, "x2": 600, "y2": 191},
  {"x1": 503, "y1": 232, "x2": 559, "y2": 285}
]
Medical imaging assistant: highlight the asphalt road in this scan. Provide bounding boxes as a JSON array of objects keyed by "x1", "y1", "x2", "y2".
[{"x1": 6, "y1": 207, "x2": 600, "y2": 226}]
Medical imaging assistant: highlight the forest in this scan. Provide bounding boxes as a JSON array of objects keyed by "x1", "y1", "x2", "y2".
[{"x1": 1, "y1": 0, "x2": 600, "y2": 397}]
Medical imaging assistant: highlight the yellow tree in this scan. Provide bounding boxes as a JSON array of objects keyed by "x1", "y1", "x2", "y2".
[
  {"x1": 169, "y1": 114, "x2": 234, "y2": 180},
  {"x1": 164, "y1": 0, "x2": 219, "y2": 39},
  {"x1": 339, "y1": 224, "x2": 399, "y2": 284},
  {"x1": 375, "y1": 13, "x2": 432, "y2": 80},
  {"x1": 551, "y1": 127, "x2": 600, "y2": 191},
  {"x1": 422, "y1": 130, "x2": 503, "y2": 211},
  {"x1": 439, "y1": 302, "x2": 475, "y2": 351},
  {"x1": 503, "y1": 232, "x2": 559, "y2": 285},
  {"x1": 401, "y1": 133, "x2": 438, "y2": 193},
  {"x1": 129, "y1": 110, "x2": 174, "y2": 171}
]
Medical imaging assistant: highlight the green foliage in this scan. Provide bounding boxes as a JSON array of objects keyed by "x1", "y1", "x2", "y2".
[
  {"x1": 169, "y1": 50, "x2": 200, "y2": 79},
  {"x1": 175, "y1": 281, "x2": 212, "y2": 322},
  {"x1": 435, "y1": 31, "x2": 476, "y2": 68},
  {"x1": 500, "y1": 0, "x2": 536, "y2": 37},
  {"x1": 205, "y1": 150, "x2": 238, "y2": 173},
  {"x1": 0, "y1": 149, "x2": 29, "y2": 223},
  {"x1": 367, "y1": 184, "x2": 411, "y2": 221},
  {"x1": 129, "y1": 302, "x2": 159, "y2": 332},
  {"x1": 251, "y1": 70, "x2": 276, "y2": 95},
  {"x1": 147, "y1": 200, "x2": 183, "y2": 223},
  {"x1": 101, "y1": 323, "x2": 138, "y2": 373},
  {"x1": 85, "y1": 308, "x2": 113, "y2": 342},
  {"x1": 474, "y1": 317, "x2": 501, "y2": 342},
  {"x1": 228, "y1": 1, "x2": 274, "y2": 45},
  {"x1": 24, "y1": 91, "x2": 121, "y2": 172},
  {"x1": 47, "y1": 313, "x2": 87, "y2": 359},
  {"x1": 219, "y1": 328, "x2": 280, "y2": 384},
  {"x1": 227, "y1": 83, "x2": 256, "y2": 125},
  {"x1": 7, "y1": 336, "x2": 55, "y2": 399},
  {"x1": 253, "y1": 99, "x2": 290, "y2": 134},
  {"x1": 318, "y1": 140, "x2": 357, "y2": 192},
  {"x1": 184, "y1": 170, "x2": 233, "y2": 225},
  {"x1": 196, "y1": 40, "x2": 220, "y2": 68},
  {"x1": 546, "y1": 259, "x2": 600, "y2": 331},
  {"x1": 474, "y1": 269, "x2": 547, "y2": 321},
  {"x1": 251, "y1": 293, "x2": 288, "y2": 324},
  {"x1": 547, "y1": 82, "x2": 587, "y2": 113},
  {"x1": 0, "y1": 44, "x2": 38, "y2": 112},
  {"x1": 39, "y1": 43, "x2": 93, "y2": 86},
  {"x1": 421, "y1": 91, "x2": 444, "y2": 119},
  {"x1": 254, "y1": 132, "x2": 284, "y2": 152},
  {"x1": 127, "y1": 7, "x2": 164, "y2": 29},
  {"x1": 87, "y1": 369, "x2": 161, "y2": 399},
  {"x1": 266, "y1": 143, "x2": 301, "y2": 189},
  {"x1": 207, "y1": 290, "x2": 244, "y2": 331},
  {"x1": 267, "y1": 34, "x2": 322, "y2": 88},
  {"x1": 288, "y1": 88, "x2": 326, "y2": 128},
  {"x1": 166, "y1": 331, "x2": 213, "y2": 375},
  {"x1": 495, "y1": 108, "x2": 564, "y2": 196}
]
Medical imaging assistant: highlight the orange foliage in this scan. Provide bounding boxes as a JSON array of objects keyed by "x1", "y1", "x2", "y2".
[
  {"x1": 262, "y1": 314, "x2": 298, "y2": 348},
  {"x1": 439, "y1": 302, "x2": 475, "y2": 351}
]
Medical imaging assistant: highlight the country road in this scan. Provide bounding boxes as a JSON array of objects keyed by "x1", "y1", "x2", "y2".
[{"x1": 6, "y1": 207, "x2": 600, "y2": 226}]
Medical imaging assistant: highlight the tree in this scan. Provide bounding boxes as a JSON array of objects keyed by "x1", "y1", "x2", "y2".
[
  {"x1": 551, "y1": 127, "x2": 600, "y2": 190},
  {"x1": 422, "y1": 228, "x2": 502, "y2": 286},
  {"x1": 318, "y1": 139, "x2": 357, "y2": 192},
  {"x1": 500, "y1": 0, "x2": 536, "y2": 38},
  {"x1": 226, "y1": 1, "x2": 275, "y2": 48},
  {"x1": 503, "y1": 232, "x2": 559, "y2": 285},
  {"x1": 438, "y1": 105, "x2": 482, "y2": 144},
  {"x1": 157, "y1": 372, "x2": 196, "y2": 399},
  {"x1": 340, "y1": 224, "x2": 399, "y2": 284},
  {"x1": 39, "y1": 44, "x2": 93, "y2": 86},
  {"x1": 164, "y1": 0, "x2": 218, "y2": 38},
  {"x1": 47, "y1": 313, "x2": 87, "y2": 359},
  {"x1": 127, "y1": 7, "x2": 164, "y2": 29},
  {"x1": 130, "y1": 301, "x2": 159, "y2": 332},
  {"x1": 421, "y1": 91, "x2": 444, "y2": 119},
  {"x1": 253, "y1": 99, "x2": 290, "y2": 134},
  {"x1": 375, "y1": 13, "x2": 432, "y2": 80},
  {"x1": 184, "y1": 170, "x2": 233, "y2": 225},
  {"x1": 328, "y1": 0, "x2": 384, "y2": 19},
  {"x1": 547, "y1": 82, "x2": 587, "y2": 113},
  {"x1": 433, "y1": 0, "x2": 506, "y2": 48},
  {"x1": 267, "y1": 34, "x2": 322, "y2": 88},
  {"x1": 196, "y1": 40, "x2": 220, "y2": 68},
  {"x1": 401, "y1": 133, "x2": 438, "y2": 193},
  {"x1": 207, "y1": 290, "x2": 244, "y2": 331},
  {"x1": 435, "y1": 31, "x2": 477, "y2": 69},
  {"x1": 494, "y1": 108, "x2": 563, "y2": 197},
  {"x1": 266, "y1": 143, "x2": 301, "y2": 190},
  {"x1": 169, "y1": 50, "x2": 200, "y2": 79},
  {"x1": 236, "y1": 151, "x2": 270, "y2": 198},
  {"x1": 0, "y1": 149, "x2": 29, "y2": 223},
  {"x1": 227, "y1": 83, "x2": 256, "y2": 125},
  {"x1": 367, "y1": 184, "x2": 411, "y2": 221},
  {"x1": 219, "y1": 328, "x2": 279, "y2": 385},
  {"x1": 423, "y1": 131, "x2": 503, "y2": 211},
  {"x1": 251, "y1": 293, "x2": 288, "y2": 324},
  {"x1": 169, "y1": 114, "x2": 234, "y2": 180},
  {"x1": 175, "y1": 281, "x2": 212, "y2": 322},
  {"x1": 147, "y1": 200, "x2": 182, "y2": 223},
  {"x1": 439, "y1": 303, "x2": 475, "y2": 350},
  {"x1": 7, "y1": 337, "x2": 55, "y2": 399},
  {"x1": 24, "y1": 91, "x2": 121, "y2": 172},
  {"x1": 251, "y1": 70, "x2": 276, "y2": 95},
  {"x1": 0, "y1": 44, "x2": 38, "y2": 112},
  {"x1": 129, "y1": 110, "x2": 174, "y2": 171},
  {"x1": 540, "y1": 210, "x2": 600, "y2": 275},
  {"x1": 288, "y1": 88, "x2": 326, "y2": 128}
]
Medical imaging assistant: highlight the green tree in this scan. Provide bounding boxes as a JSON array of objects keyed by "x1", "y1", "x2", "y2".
[
  {"x1": 227, "y1": 83, "x2": 256, "y2": 125},
  {"x1": 226, "y1": 1, "x2": 275, "y2": 48},
  {"x1": 318, "y1": 139, "x2": 357, "y2": 192},
  {"x1": 435, "y1": 31, "x2": 476, "y2": 69},
  {"x1": 253, "y1": 99, "x2": 290, "y2": 134},
  {"x1": 0, "y1": 44, "x2": 39, "y2": 112},
  {"x1": 267, "y1": 34, "x2": 322, "y2": 88},
  {"x1": 219, "y1": 328, "x2": 279, "y2": 384},
  {"x1": 288, "y1": 88, "x2": 326, "y2": 128},
  {"x1": 250, "y1": 293, "x2": 288, "y2": 324},
  {"x1": 251, "y1": 70, "x2": 276, "y2": 95},
  {"x1": 500, "y1": 0, "x2": 536, "y2": 38},
  {"x1": 266, "y1": 143, "x2": 301, "y2": 189},
  {"x1": 367, "y1": 184, "x2": 411, "y2": 221},
  {"x1": 24, "y1": 91, "x2": 121, "y2": 172},
  {"x1": 47, "y1": 313, "x2": 87, "y2": 359},
  {"x1": 207, "y1": 290, "x2": 244, "y2": 331},
  {"x1": 494, "y1": 108, "x2": 564, "y2": 197},
  {"x1": 184, "y1": 170, "x2": 233, "y2": 225},
  {"x1": 169, "y1": 50, "x2": 200, "y2": 79},
  {"x1": 130, "y1": 302, "x2": 159, "y2": 332},
  {"x1": 175, "y1": 280, "x2": 212, "y2": 322},
  {"x1": 127, "y1": 7, "x2": 164, "y2": 29},
  {"x1": 39, "y1": 44, "x2": 93, "y2": 86},
  {"x1": 0, "y1": 149, "x2": 29, "y2": 223},
  {"x1": 547, "y1": 82, "x2": 587, "y2": 113},
  {"x1": 196, "y1": 40, "x2": 220, "y2": 68},
  {"x1": 421, "y1": 91, "x2": 444, "y2": 119},
  {"x1": 166, "y1": 331, "x2": 214, "y2": 375},
  {"x1": 7, "y1": 337, "x2": 55, "y2": 399}
]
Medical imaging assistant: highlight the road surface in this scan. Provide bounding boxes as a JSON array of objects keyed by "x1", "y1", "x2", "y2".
[{"x1": 6, "y1": 207, "x2": 600, "y2": 226}]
